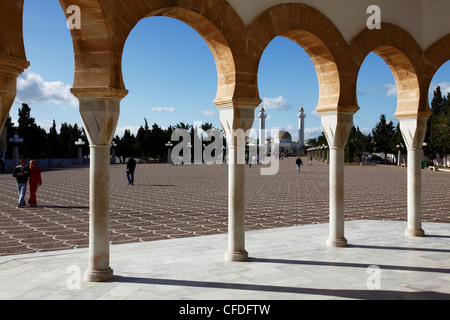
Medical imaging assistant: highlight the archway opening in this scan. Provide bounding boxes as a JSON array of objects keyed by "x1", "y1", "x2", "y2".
[
  {"x1": 425, "y1": 60, "x2": 450, "y2": 167},
  {"x1": 353, "y1": 48, "x2": 421, "y2": 222},
  {"x1": 12, "y1": 0, "x2": 79, "y2": 160},
  {"x1": 254, "y1": 35, "x2": 329, "y2": 228},
  {"x1": 113, "y1": 15, "x2": 231, "y2": 245}
]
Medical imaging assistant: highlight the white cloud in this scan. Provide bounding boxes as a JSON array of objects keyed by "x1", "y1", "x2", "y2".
[
  {"x1": 305, "y1": 127, "x2": 323, "y2": 139},
  {"x1": 15, "y1": 70, "x2": 77, "y2": 107},
  {"x1": 311, "y1": 109, "x2": 321, "y2": 119},
  {"x1": 261, "y1": 96, "x2": 290, "y2": 110},
  {"x1": 429, "y1": 82, "x2": 450, "y2": 96},
  {"x1": 152, "y1": 107, "x2": 176, "y2": 113},
  {"x1": 201, "y1": 110, "x2": 218, "y2": 118},
  {"x1": 382, "y1": 83, "x2": 397, "y2": 97},
  {"x1": 115, "y1": 125, "x2": 140, "y2": 137}
]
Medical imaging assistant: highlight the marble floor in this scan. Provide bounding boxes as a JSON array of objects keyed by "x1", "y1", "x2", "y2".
[{"x1": 1, "y1": 220, "x2": 449, "y2": 300}]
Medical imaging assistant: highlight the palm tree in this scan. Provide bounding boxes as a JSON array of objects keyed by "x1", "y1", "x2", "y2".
[{"x1": 175, "y1": 122, "x2": 192, "y2": 132}]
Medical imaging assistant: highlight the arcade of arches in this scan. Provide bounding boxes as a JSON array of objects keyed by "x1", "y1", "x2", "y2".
[{"x1": 1, "y1": 0, "x2": 449, "y2": 281}]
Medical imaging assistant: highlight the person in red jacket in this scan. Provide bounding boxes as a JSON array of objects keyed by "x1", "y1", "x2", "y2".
[{"x1": 28, "y1": 160, "x2": 42, "y2": 207}]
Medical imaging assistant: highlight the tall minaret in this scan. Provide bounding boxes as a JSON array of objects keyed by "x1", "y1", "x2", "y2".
[
  {"x1": 258, "y1": 107, "x2": 267, "y2": 146},
  {"x1": 298, "y1": 107, "x2": 306, "y2": 148}
]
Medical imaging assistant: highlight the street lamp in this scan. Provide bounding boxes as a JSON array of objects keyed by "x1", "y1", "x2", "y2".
[
  {"x1": 396, "y1": 143, "x2": 404, "y2": 166},
  {"x1": 9, "y1": 134, "x2": 23, "y2": 168},
  {"x1": 75, "y1": 138, "x2": 86, "y2": 165},
  {"x1": 111, "y1": 142, "x2": 117, "y2": 164},
  {"x1": 166, "y1": 141, "x2": 173, "y2": 165}
]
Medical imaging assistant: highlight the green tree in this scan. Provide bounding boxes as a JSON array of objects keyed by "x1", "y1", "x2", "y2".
[
  {"x1": 59, "y1": 122, "x2": 84, "y2": 158},
  {"x1": 372, "y1": 114, "x2": 395, "y2": 164},
  {"x1": 47, "y1": 120, "x2": 60, "y2": 158},
  {"x1": 113, "y1": 129, "x2": 136, "y2": 162},
  {"x1": 425, "y1": 86, "x2": 450, "y2": 162},
  {"x1": 149, "y1": 123, "x2": 165, "y2": 160},
  {"x1": 17, "y1": 103, "x2": 48, "y2": 159},
  {"x1": 135, "y1": 118, "x2": 152, "y2": 159}
]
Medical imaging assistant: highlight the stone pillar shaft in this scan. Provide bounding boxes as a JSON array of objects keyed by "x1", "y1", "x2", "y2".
[
  {"x1": 328, "y1": 147, "x2": 346, "y2": 245},
  {"x1": 72, "y1": 87, "x2": 127, "y2": 282},
  {"x1": 320, "y1": 111, "x2": 355, "y2": 247},
  {"x1": 217, "y1": 100, "x2": 257, "y2": 261},
  {"x1": 86, "y1": 145, "x2": 113, "y2": 281},
  {"x1": 399, "y1": 116, "x2": 427, "y2": 237},
  {"x1": 225, "y1": 145, "x2": 247, "y2": 261},
  {"x1": 406, "y1": 148, "x2": 423, "y2": 236}
]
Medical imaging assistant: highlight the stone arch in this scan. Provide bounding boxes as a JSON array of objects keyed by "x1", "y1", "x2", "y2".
[
  {"x1": 247, "y1": 3, "x2": 358, "y2": 114},
  {"x1": 107, "y1": 0, "x2": 247, "y2": 104},
  {"x1": 58, "y1": 0, "x2": 124, "y2": 90},
  {"x1": 350, "y1": 23, "x2": 431, "y2": 119}
]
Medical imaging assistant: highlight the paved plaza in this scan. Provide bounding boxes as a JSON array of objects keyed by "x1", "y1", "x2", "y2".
[
  {"x1": 0, "y1": 158, "x2": 449, "y2": 300},
  {"x1": 0, "y1": 158, "x2": 449, "y2": 256}
]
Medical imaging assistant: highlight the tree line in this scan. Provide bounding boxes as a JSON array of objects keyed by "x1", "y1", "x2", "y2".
[
  {"x1": 112, "y1": 121, "x2": 220, "y2": 163},
  {"x1": 4, "y1": 86, "x2": 448, "y2": 165},
  {"x1": 3, "y1": 103, "x2": 88, "y2": 160},
  {"x1": 306, "y1": 86, "x2": 449, "y2": 164}
]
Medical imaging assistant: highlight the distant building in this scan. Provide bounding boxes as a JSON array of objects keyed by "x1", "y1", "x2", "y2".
[{"x1": 258, "y1": 107, "x2": 306, "y2": 155}]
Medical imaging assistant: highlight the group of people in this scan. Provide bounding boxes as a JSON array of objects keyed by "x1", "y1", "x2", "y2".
[
  {"x1": 11, "y1": 154, "x2": 312, "y2": 206},
  {"x1": 12, "y1": 158, "x2": 42, "y2": 207}
]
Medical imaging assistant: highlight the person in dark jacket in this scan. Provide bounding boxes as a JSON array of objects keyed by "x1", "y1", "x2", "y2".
[
  {"x1": 126, "y1": 157, "x2": 137, "y2": 185},
  {"x1": 296, "y1": 156, "x2": 303, "y2": 173},
  {"x1": 13, "y1": 158, "x2": 31, "y2": 207}
]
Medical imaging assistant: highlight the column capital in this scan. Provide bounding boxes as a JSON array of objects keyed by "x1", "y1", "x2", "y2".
[
  {"x1": 315, "y1": 105, "x2": 360, "y2": 115},
  {"x1": 0, "y1": 53, "x2": 29, "y2": 77},
  {"x1": 320, "y1": 111, "x2": 354, "y2": 149},
  {"x1": 214, "y1": 97, "x2": 261, "y2": 110},
  {"x1": 71, "y1": 87, "x2": 128, "y2": 100},
  {"x1": 217, "y1": 101, "x2": 257, "y2": 147},
  {"x1": 0, "y1": 57, "x2": 29, "y2": 132},
  {"x1": 398, "y1": 116, "x2": 428, "y2": 150},
  {"x1": 78, "y1": 97, "x2": 121, "y2": 147}
]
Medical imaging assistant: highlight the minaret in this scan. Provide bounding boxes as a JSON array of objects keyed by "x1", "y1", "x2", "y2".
[
  {"x1": 258, "y1": 107, "x2": 267, "y2": 146},
  {"x1": 298, "y1": 107, "x2": 306, "y2": 148}
]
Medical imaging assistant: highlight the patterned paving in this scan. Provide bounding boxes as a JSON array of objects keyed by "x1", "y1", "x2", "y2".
[{"x1": 0, "y1": 158, "x2": 449, "y2": 256}]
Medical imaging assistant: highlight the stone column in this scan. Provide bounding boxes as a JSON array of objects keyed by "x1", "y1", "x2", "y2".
[
  {"x1": 217, "y1": 100, "x2": 256, "y2": 261},
  {"x1": 399, "y1": 116, "x2": 427, "y2": 237},
  {"x1": 320, "y1": 111, "x2": 354, "y2": 247},
  {"x1": 71, "y1": 87, "x2": 127, "y2": 282}
]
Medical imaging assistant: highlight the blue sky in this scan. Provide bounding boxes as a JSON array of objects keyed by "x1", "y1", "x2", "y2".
[{"x1": 13, "y1": 1, "x2": 450, "y2": 142}]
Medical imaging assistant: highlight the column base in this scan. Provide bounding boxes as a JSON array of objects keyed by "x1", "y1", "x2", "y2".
[
  {"x1": 326, "y1": 237, "x2": 348, "y2": 248},
  {"x1": 84, "y1": 267, "x2": 114, "y2": 282},
  {"x1": 405, "y1": 228, "x2": 425, "y2": 237},
  {"x1": 224, "y1": 250, "x2": 248, "y2": 262}
]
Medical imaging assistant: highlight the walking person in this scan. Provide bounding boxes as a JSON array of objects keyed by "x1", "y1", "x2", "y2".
[
  {"x1": 13, "y1": 158, "x2": 31, "y2": 207},
  {"x1": 309, "y1": 153, "x2": 313, "y2": 166},
  {"x1": 296, "y1": 156, "x2": 303, "y2": 173},
  {"x1": 126, "y1": 157, "x2": 136, "y2": 185},
  {"x1": 28, "y1": 160, "x2": 42, "y2": 207}
]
